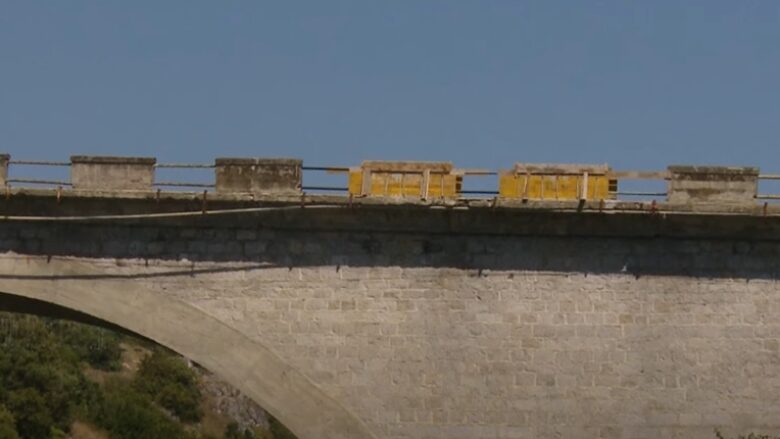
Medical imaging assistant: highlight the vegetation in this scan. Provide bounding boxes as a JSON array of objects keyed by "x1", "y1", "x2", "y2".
[
  {"x1": 0, "y1": 404, "x2": 20, "y2": 439},
  {"x1": 0, "y1": 314, "x2": 99, "y2": 438},
  {"x1": 0, "y1": 312, "x2": 296, "y2": 439},
  {"x1": 50, "y1": 320, "x2": 123, "y2": 371},
  {"x1": 225, "y1": 422, "x2": 272, "y2": 439},
  {"x1": 134, "y1": 351, "x2": 203, "y2": 423},
  {"x1": 268, "y1": 417, "x2": 297, "y2": 439},
  {"x1": 92, "y1": 378, "x2": 192, "y2": 439}
]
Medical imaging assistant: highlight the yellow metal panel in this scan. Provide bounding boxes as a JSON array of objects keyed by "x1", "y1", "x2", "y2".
[
  {"x1": 348, "y1": 171, "x2": 363, "y2": 195},
  {"x1": 361, "y1": 161, "x2": 452, "y2": 173},
  {"x1": 348, "y1": 169, "x2": 461, "y2": 198},
  {"x1": 499, "y1": 173, "x2": 615, "y2": 200},
  {"x1": 424, "y1": 174, "x2": 460, "y2": 198},
  {"x1": 369, "y1": 172, "x2": 421, "y2": 196}
]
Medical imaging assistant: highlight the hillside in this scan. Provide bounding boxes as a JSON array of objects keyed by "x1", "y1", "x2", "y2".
[{"x1": 0, "y1": 312, "x2": 297, "y2": 439}]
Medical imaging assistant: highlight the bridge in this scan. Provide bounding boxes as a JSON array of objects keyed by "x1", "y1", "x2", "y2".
[{"x1": 1, "y1": 155, "x2": 780, "y2": 439}]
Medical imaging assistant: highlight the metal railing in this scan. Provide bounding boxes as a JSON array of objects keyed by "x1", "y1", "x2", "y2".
[
  {"x1": 6, "y1": 160, "x2": 73, "y2": 187},
  {"x1": 3, "y1": 158, "x2": 780, "y2": 204}
]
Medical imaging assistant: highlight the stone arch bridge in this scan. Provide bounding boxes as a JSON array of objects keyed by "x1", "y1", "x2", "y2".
[{"x1": 1, "y1": 156, "x2": 780, "y2": 438}]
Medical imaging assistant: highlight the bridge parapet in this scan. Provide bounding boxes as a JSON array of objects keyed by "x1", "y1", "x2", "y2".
[
  {"x1": 71, "y1": 155, "x2": 157, "y2": 191},
  {"x1": 2, "y1": 154, "x2": 780, "y2": 215},
  {"x1": 215, "y1": 157, "x2": 302, "y2": 195},
  {"x1": 667, "y1": 165, "x2": 759, "y2": 205}
]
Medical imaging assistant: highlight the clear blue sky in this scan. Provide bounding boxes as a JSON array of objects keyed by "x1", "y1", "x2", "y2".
[{"x1": 2, "y1": 1, "x2": 779, "y2": 172}]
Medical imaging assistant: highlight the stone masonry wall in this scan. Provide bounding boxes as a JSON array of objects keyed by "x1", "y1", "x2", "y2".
[
  {"x1": 0, "y1": 209, "x2": 779, "y2": 439},
  {"x1": 166, "y1": 266, "x2": 780, "y2": 439}
]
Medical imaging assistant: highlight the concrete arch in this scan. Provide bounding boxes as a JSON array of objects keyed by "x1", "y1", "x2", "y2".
[{"x1": 0, "y1": 254, "x2": 375, "y2": 439}]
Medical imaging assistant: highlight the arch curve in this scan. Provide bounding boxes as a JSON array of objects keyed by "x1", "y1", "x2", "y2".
[{"x1": 0, "y1": 254, "x2": 375, "y2": 439}]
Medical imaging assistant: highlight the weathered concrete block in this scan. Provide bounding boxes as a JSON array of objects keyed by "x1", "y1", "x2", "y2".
[
  {"x1": 215, "y1": 158, "x2": 302, "y2": 194},
  {"x1": 667, "y1": 165, "x2": 758, "y2": 205},
  {"x1": 71, "y1": 156, "x2": 156, "y2": 191},
  {"x1": 0, "y1": 154, "x2": 8, "y2": 187}
]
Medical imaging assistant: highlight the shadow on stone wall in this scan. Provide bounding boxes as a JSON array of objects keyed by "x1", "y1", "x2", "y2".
[
  {"x1": 0, "y1": 291, "x2": 148, "y2": 339},
  {"x1": 0, "y1": 208, "x2": 778, "y2": 279}
]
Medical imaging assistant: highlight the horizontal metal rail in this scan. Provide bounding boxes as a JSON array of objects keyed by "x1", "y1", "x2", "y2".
[
  {"x1": 355, "y1": 170, "x2": 456, "y2": 175},
  {"x1": 461, "y1": 190, "x2": 500, "y2": 195},
  {"x1": 154, "y1": 182, "x2": 216, "y2": 188},
  {"x1": 301, "y1": 186, "x2": 349, "y2": 192},
  {"x1": 9, "y1": 160, "x2": 71, "y2": 166},
  {"x1": 302, "y1": 166, "x2": 350, "y2": 172},
  {"x1": 757, "y1": 176, "x2": 780, "y2": 202},
  {"x1": 614, "y1": 191, "x2": 668, "y2": 197},
  {"x1": 0, "y1": 205, "x2": 344, "y2": 222},
  {"x1": 155, "y1": 163, "x2": 214, "y2": 169},
  {"x1": 609, "y1": 171, "x2": 669, "y2": 180},
  {"x1": 7, "y1": 178, "x2": 72, "y2": 186},
  {"x1": 462, "y1": 169, "x2": 496, "y2": 176}
]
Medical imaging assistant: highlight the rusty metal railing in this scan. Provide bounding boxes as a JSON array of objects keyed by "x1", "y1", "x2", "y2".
[
  {"x1": 757, "y1": 174, "x2": 780, "y2": 201},
  {"x1": 2, "y1": 157, "x2": 780, "y2": 205},
  {"x1": 6, "y1": 160, "x2": 73, "y2": 187},
  {"x1": 607, "y1": 170, "x2": 668, "y2": 200}
]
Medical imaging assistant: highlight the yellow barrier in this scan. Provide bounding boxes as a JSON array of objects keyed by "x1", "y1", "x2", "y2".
[
  {"x1": 348, "y1": 161, "x2": 462, "y2": 198},
  {"x1": 499, "y1": 163, "x2": 616, "y2": 200}
]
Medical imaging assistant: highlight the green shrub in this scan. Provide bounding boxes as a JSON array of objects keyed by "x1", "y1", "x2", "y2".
[
  {"x1": 49, "y1": 426, "x2": 68, "y2": 438},
  {"x1": 0, "y1": 405, "x2": 20, "y2": 439},
  {"x1": 92, "y1": 378, "x2": 191, "y2": 439},
  {"x1": 0, "y1": 313, "x2": 286, "y2": 439},
  {"x1": 0, "y1": 314, "x2": 98, "y2": 438},
  {"x1": 224, "y1": 422, "x2": 278, "y2": 439},
  {"x1": 269, "y1": 416, "x2": 297, "y2": 439},
  {"x1": 134, "y1": 351, "x2": 203, "y2": 422},
  {"x1": 50, "y1": 321, "x2": 122, "y2": 371},
  {"x1": 5, "y1": 388, "x2": 53, "y2": 438}
]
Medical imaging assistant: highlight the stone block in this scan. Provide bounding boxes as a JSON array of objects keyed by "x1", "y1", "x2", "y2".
[
  {"x1": 667, "y1": 165, "x2": 758, "y2": 205},
  {"x1": 71, "y1": 155, "x2": 156, "y2": 191},
  {"x1": 0, "y1": 154, "x2": 8, "y2": 187},
  {"x1": 215, "y1": 158, "x2": 302, "y2": 194}
]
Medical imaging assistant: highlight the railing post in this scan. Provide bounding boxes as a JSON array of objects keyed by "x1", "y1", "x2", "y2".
[
  {"x1": 0, "y1": 154, "x2": 8, "y2": 187},
  {"x1": 421, "y1": 169, "x2": 430, "y2": 200},
  {"x1": 70, "y1": 156, "x2": 156, "y2": 191},
  {"x1": 580, "y1": 171, "x2": 589, "y2": 201},
  {"x1": 214, "y1": 158, "x2": 302, "y2": 195}
]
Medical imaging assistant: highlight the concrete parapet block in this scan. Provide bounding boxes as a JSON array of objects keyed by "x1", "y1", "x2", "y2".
[
  {"x1": 668, "y1": 165, "x2": 759, "y2": 205},
  {"x1": 215, "y1": 158, "x2": 302, "y2": 195},
  {"x1": 71, "y1": 156, "x2": 156, "y2": 191},
  {"x1": 0, "y1": 154, "x2": 8, "y2": 187}
]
